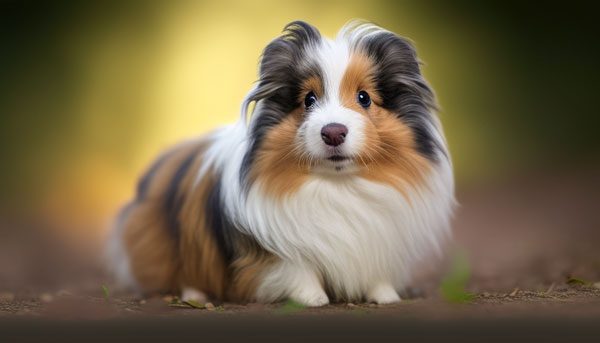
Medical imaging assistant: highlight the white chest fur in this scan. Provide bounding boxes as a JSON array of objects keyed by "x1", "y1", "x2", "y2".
[{"x1": 237, "y1": 166, "x2": 454, "y2": 300}]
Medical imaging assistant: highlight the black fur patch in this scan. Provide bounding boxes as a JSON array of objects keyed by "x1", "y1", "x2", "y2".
[
  {"x1": 359, "y1": 31, "x2": 441, "y2": 160},
  {"x1": 135, "y1": 152, "x2": 170, "y2": 201},
  {"x1": 240, "y1": 21, "x2": 323, "y2": 188},
  {"x1": 163, "y1": 151, "x2": 197, "y2": 241},
  {"x1": 205, "y1": 180, "x2": 238, "y2": 263}
]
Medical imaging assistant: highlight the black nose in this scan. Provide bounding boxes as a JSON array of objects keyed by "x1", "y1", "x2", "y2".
[{"x1": 321, "y1": 123, "x2": 348, "y2": 147}]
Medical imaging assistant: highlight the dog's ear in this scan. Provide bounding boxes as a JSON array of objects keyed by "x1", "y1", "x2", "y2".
[
  {"x1": 357, "y1": 30, "x2": 434, "y2": 113},
  {"x1": 349, "y1": 24, "x2": 439, "y2": 159},
  {"x1": 258, "y1": 21, "x2": 320, "y2": 87},
  {"x1": 244, "y1": 21, "x2": 321, "y2": 114},
  {"x1": 239, "y1": 21, "x2": 322, "y2": 186}
]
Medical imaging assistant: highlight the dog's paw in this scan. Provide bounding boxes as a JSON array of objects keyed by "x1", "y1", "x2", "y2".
[
  {"x1": 367, "y1": 283, "x2": 401, "y2": 305},
  {"x1": 181, "y1": 287, "x2": 208, "y2": 303},
  {"x1": 290, "y1": 288, "x2": 329, "y2": 307}
]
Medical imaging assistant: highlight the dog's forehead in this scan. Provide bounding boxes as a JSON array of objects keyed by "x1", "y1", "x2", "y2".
[{"x1": 308, "y1": 37, "x2": 352, "y2": 100}]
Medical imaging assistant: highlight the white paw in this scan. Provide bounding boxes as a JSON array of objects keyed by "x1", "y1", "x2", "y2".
[
  {"x1": 290, "y1": 288, "x2": 329, "y2": 307},
  {"x1": 367, "y1": 283, "x2": 401, "y2": 304},
  {"x1": 181, "y1": 287, "x2": 207, "y2": 303}
]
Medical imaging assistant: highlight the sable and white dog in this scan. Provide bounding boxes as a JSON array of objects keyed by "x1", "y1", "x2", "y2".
[{"x1": 107, "y1": 20, "x2": 454, "y2": 306}]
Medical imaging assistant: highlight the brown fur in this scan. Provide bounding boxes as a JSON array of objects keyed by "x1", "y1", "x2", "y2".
[
  {"x1": 339, "y1": 53, "x2": 382, "y2": 106},
  {"x1": 340, "y1": 53, "x2": 431, "y2": 192},
  {"x1": 298, "y1": 76, "x2": 324, "y2": 102},
  {"x1": 249, "y1": 108, "x2": 310, "y2": 198},
  {"x1": 121, "y1": 138, "x2": 273, "y2": 300},
  {"x1": 228, "y1": 239, "x2": 276, "y2": 301},
  {"x1": 177, "y1": 167, "x2": 229, "y2": 299},
  {"x1": 122, "y1": 140, "x2": 203, "y2": 294},
  {"x1": 122, "y1": 201, "x2": 180, "y2": 293}
]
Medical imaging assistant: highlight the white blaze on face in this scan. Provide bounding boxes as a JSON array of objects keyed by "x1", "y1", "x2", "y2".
[{"x1": 296, "y1": 38, "x2": 368, "y2": 173}]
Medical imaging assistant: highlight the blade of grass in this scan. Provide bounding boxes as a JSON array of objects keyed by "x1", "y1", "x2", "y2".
[
  {"x1": 101, "y1": 285, "x2": 110, "y2": 301},
  {"x1": 276, "y1": 299, "x2": 306, "y2": 314},
  {"x1": 439, "y1": 250, "x2": 475, "y2": 303},
  {"x1": 567, "y1": 277, "x2": 589, "y2": 286}
]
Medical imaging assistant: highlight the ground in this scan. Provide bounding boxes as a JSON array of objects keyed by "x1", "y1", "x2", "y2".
[
  {"x1": 1, "y1": 283, "x2": 600, "y2": 319},
  {"x1": 1, "y1": 167, "x2": 599, "y2": 339}
]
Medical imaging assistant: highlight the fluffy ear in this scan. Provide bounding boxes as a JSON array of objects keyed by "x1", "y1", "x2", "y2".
[
  {"x1": 360, "y1": 31, "x2": 435, "y2": 112},
  {"x1": 240, "y1": 21, "x2": 322, "y2": 120},
  {"x1": 347, "y1": 23, "x2": 440, "y2": 160},
  {"x1": 239, "y1": 21, "x2": 321, "y2": 187}
]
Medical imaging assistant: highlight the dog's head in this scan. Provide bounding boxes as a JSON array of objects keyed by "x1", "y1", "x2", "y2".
[{"x1": 241, "y1": 20, "x2": 447, "y2": 196}]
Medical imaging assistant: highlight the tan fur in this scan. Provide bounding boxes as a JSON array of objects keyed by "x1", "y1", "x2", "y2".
[
  {"x1": 177, "y1": 156, "x2": 274, "y2": 301},
  {"x1": 123, "y1": 140, "x2": 204, "y2": 294},
  {"x1": 298, "y1": 76, "x2": 324, "y2": 102},
  {"x1": 122, "y1": 201, "x2": 180, "y2": 293},
  {"x1": 177, "y1": 167, "x2": 229, "y2": 299},
  {"x1": 250, "y1": 108, "x2": 310, "y2": 198},
  {"x1": 358, "y1": 108, "x2": 430, "y2": 193},
  {"x1": 250, "y1": 75, "x2": 324, "y2": 198},
  {"x1": 138, "y1": 141, "x2": 201, "y2": 202},
  {"x1": 340, "y1": 53, "x2": 431, "y2": 192},
  {"x1": 339, "y1": 53, "x2": 382, "y2": 106},
  {"x1": 228, "y1": 239, "x2": 276, "y2": 302},
  {"x1": 121, "y1": 138, "x2": 274, "y2": 301}
]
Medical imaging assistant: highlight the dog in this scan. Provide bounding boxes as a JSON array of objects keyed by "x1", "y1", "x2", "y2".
[{"x1": 107, "y1": 20, "x2": 455, "y2": 306}]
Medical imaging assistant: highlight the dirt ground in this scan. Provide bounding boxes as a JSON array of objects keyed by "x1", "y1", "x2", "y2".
[
  {"x1": 1, "y1": 167, "x2": 599, "y2": 334},
  {"x1": 1, "y1": 283, "x2": 600, "y2": 319}
]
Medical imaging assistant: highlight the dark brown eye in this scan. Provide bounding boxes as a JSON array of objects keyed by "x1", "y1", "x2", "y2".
[
  {"x1": 357, "y1": 90, "x2": 371, "y2": 108},
  {"x1": 304, "y1": 91, "x2": 317, "y2": 108}
]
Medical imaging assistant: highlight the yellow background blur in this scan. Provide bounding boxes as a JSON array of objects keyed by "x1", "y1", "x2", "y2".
[{"x1": 1, "y1": 1, "x2": 598, "y2": 240}]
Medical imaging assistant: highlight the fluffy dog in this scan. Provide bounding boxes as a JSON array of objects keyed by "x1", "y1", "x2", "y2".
[{"x1": 107, "y1": 20, "x2": 454, "y2": 306}]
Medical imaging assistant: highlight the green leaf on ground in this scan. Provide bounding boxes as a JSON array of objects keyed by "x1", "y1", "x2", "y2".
[
  {"x1": 276, "y1": 299, "x2": 306, "y2": 314},
  {"x1": 101, "y1": 285, "x2": 110, "y2": 301},
  {"x1": 567, "y1": 277, "x2": 589, "y2": 286},
  {"x1": 183, "y1": 300, "x2": 206, "y2": 309},
  {"x1": 439, "y1": 251, "x2": 475, "y2": 303}
]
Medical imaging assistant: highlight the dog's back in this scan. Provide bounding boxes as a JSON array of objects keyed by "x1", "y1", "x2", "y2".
[{"x1": 106, "y1": 138, "x2": 228, "y2": 297}]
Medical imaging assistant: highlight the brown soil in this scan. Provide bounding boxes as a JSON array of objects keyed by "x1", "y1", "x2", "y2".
[
  {"x1": 1, "y1": 167, "x2": 599, "y2": 328},
  {"x1": 1, "y1": 285, "x2": 600, "y2": 320}
]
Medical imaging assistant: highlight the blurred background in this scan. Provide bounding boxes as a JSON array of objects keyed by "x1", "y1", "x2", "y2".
[{"x1": 1, "y1": 1, "x2": 599, "y2": 295}]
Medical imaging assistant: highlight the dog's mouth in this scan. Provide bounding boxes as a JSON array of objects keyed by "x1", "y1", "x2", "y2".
[
  {"x1": 312, "y1": 154, "x2": 356, "y2": 174},
  {"x1": 327, "y1": 155, "x2": 349, "y2": 162}
]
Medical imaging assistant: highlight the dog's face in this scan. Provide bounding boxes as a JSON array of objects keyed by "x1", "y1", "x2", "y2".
[{"x1": 241, "y1": 21, "x2": 445, "y2": 196}]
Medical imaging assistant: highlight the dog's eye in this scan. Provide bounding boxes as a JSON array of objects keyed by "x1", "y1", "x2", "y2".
[
  {"x1": 357, "y1": 90, "x2": 371, "y2": 108},
  {"x1": 304, "y1": 91, "x2": 317, "y2": 109}
]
